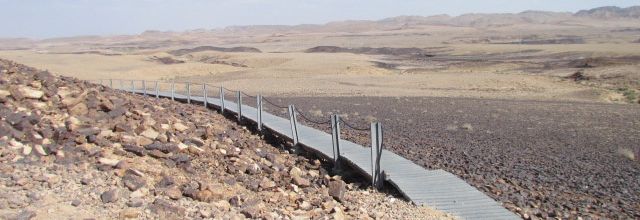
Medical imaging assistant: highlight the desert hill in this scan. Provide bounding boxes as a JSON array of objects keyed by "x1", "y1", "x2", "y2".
[{"x1": 217, "y1": 6, "x2": 639, "y2": 34}]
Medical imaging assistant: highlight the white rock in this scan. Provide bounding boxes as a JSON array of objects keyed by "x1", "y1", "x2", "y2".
[
  {"x1": 31, "y1": 101, "x2": 48, "y2": 109},
  {"x1": 291, "y1": 184, "x2": 299, "y2": 193},
  {"x1": 30, "y1": 81, "x2": 42, "y2": 89},
  {"x1": 34, "y1": 145, "x2": 48, "y2": 156},
  {"x1": 66, "y1": 116, "x2": 82, "y2": 129},
  {"x1": 56, "y1": 87, "x2": 72, "y2": 97},
  {"x1": 121, "y1": 135, "x2": 136, "y2": 144},
  {"x1": 0, "y1": 89, "x2": 10, "y2": 98},
  {"x1": 173, "y1": 122, "x2": 189, "y2": 132},
  {"x1": 177, "y1": 142, "x2": 189, "y2": 151},
  {"x1": 140, "y1": 129, "x2": 159, "y2": 139},
  {"x1": 9, "y1": 139, "x2": 24, "y2": 149},
  {"x1": 98, "y1": 157, "x2": 120, "y2": 166},
  {"x1": 127, "y1": 168, "x2": 145, "y2": 177},
  {"x1": 32, "y1": 133, "x2": 43, "y2": 139},
  {"x1": 130, "y1": 188, "x2": 148, "y2": 198},
  {"x1": 299, "y1": 201, "x2": 312, "y2": 210},
  {"x1": 189, "y1": 145, "x2": 204, "y2": 153},
  {"x1": 98, "y1": 129, "x2": 114, "y2": 138},
  {"x1": 143, "y1": 118, "x2": 156, "y2": 126},
  {"x1": 308, "y1": 170, "x2": 320, "y2": 178},
  {"x1": 16, "y1": 85, "x2": 44, "y2": 99},
  {"x1": 248, "y1": 163, "x2": 261, "y2": 174},
  {"x1": 289, "y1": 167, "x2": 303, "y2": 177},
  {"x1": 22, "y1": 145, "x2": 33, "y2": 155}
]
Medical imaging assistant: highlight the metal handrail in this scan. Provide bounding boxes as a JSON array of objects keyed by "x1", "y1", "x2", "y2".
[
  {"x1": 294, "y1": 107, "x2": 331, "y2": 125},
  {"x1": 90, "y1": 78, "x2": 384, "y2": 190},
  {"x1": 262, "y1": 97, "x2": 288, "y2": 109},
  {"x1": 340, "y1": 118, "x2": 370, "y2": 131}
]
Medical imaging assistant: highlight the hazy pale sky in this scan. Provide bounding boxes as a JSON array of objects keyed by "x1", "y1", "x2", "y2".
[{"x1": 1, "y1": 0, "x2": 638, "y2": 39}]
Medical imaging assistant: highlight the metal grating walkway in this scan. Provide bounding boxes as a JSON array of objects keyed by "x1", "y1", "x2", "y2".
[{"x1": 124, "y1": 88, "x2": 519, "y2": 220}]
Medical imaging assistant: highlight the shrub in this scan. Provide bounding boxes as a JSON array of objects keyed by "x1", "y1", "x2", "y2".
[{"x1": 617, "y1": 87, "x2": 638, "y2": 103}]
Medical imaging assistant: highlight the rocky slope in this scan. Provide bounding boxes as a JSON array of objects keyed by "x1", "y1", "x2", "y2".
[{"x1": 0, "y1": 59, "x2": 454, "y2": 220}]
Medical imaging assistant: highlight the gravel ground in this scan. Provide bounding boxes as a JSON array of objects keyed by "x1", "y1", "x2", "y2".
[{"x1": 265, "y1": 96, "x2": 640, "y2": 219}]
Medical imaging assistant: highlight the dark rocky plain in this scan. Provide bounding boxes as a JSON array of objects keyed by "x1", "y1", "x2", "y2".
[
  {"x1": 0, "y1": 59, "x2": 453, "y2": 219},
  {"x1": 262, "y1": 96, "x2": 640, "y2": 219}
]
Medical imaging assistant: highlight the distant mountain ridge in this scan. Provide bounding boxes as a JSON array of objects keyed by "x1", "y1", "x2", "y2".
[
  {"x1": 576, "y1": 6, "x2": 640, "y2": 18},
  {"x1": 1, "y1": 5, "x2": 637, "y2": 43},
  {"x1": 217, "y1": 6, "x2": 639, "y2": 34}
]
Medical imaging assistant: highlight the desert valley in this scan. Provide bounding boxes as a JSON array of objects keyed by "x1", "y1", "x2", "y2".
[{"x1": 1, "y1": 5, "x2": 639, "y2": 220}]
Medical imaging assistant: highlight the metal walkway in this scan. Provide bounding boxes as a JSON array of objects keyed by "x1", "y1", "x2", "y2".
[{"x1": 125, "y1": 88, "x2": 519, "y2": 220}]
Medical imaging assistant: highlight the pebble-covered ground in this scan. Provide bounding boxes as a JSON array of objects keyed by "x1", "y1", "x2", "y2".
[
  {"x1": 264, "y1": 96, "x2": 640, "y2": 219},
  {"x1": 0, "y1": 59, "x2": 455, "y2": 220}
]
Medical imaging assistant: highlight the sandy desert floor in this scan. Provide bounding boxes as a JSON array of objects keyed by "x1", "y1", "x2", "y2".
[{"x1": 1, "y1": 44, "x2": 637, "y2": 104}]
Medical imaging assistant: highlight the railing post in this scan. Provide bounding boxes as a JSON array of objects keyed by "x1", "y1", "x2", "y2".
[
  {"x1": 155, "y1": 81, "x2": 159, "y2": 98},
  {"x1": 171, "y1": 81, "x2": 175, "y2": 101},
  {"x1": 186, "y1": 82, "x2": 191, "y2": 104},
  {"x1": 257, "y1": 95, "x2": 263, "y2": 131},
  {"x1": 288, "y1": 105, "x2": 299, "y2": 145},
  {"x1": 219, "y1": 87, "x2": 225, "y2": 114},
  {"x1": 370, "y1": 122, "x2": 384, "y2": 189},
  {"x1": 237, "y1": 91, "x2": 242, "y2": 122},
  {"x1": 331, "y1": 114, "x2": 342, "y2": 171},
  {"x1": 109, "y1": 79, "x2": 113, "y2": 88},
  {"x1": 131, "y1": 80, "x2": 135, "y2": 94},
  {"x1": 142, "y1": 80, "x2": 147, "y2": 96},
  {"x1": 203, "y1": 84, "x2": 208, "y2": 107}
]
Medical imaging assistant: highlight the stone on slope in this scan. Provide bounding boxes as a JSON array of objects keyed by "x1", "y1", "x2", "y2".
[
  {"x1": 98, "y1": 157, "x2": 120, "y2": 167},
  {"x1": 12, "y1": 85, "x2": 43, "y2": 99},
  {"x1": 329, "y1": 180, "x2": 347, "y2": 201},
  {"x1": 149, "y1": 198, "x2": 186, "y2": 219},
  {"x1": 292, "y1": 175, "x2": 311, "y2": 187},
  {"x1": 140, "y1": 128, "x2": 159, "y2": 140},
  {"x1": 101, "y1": 189, "x2": 120, "y2": 203},
  {"x1": 173, "y1": 122, "x2": 189, "y2": 132},
  {"x1": 122, "y1": 169, "x2": 147, "y2": 191}
]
